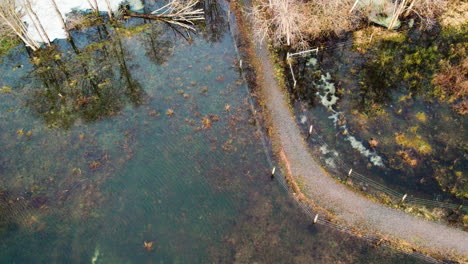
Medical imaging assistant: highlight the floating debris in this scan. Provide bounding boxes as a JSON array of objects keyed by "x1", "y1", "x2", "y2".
[
  {"x1": 166, "y1": 109, "x2": 175, "y2": 116},
  {"x1": 143, "y1": 241, "x2": 154, "y2": 252},
  {"x1": 202, "y1": 116, "x2": 212, "y2": 129},
  {"x1": 91, "y1": 246, "x2": 100, "y2": 264},
  {"x1": 1, "y1": 86, "x2": 12, "y2": 93},
  {"x1": 368, "y1": 138, "x2": 379, "y2": 148}
]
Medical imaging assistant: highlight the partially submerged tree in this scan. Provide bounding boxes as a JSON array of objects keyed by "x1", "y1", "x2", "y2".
[
  {"x1": 24, "y1": 0, "x2": 51, "y2": 45},
  {"x1": 1, "y1": 0, "x2": 204, "y2": 51},
  {"x1": 49, "y1": 0, "x2": 71, "y2": 40},
  {"x1": 120, "y1": 0, "x2": 204, "y2": 31}
]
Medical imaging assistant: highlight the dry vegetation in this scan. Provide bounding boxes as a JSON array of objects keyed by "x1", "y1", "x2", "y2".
[
  {"x1": 0, "y1": 0, "x2": 41, "y2": 50},
  {"x1": 250, "y1": 0, "x2": 448, "y2": 49},
  {"x1": 251, "y1": 0, "x2": 358, "y2": 49},
  {"x1": 0, "y1": 23, "x2": 20, "y2": 56}
]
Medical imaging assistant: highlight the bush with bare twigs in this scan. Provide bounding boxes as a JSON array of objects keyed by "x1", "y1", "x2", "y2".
[
  {"x1": 250, "y1": 0, "x2": 307, "y2": 48},
  {"x1": 250, "y1": 0, "x2": 450, "y2": 48},
  {"x1": 250, "y1": 0, "x2": 362, "y2": 49}
]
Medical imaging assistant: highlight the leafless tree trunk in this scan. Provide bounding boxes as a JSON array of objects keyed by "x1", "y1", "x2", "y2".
[
  {"x1": 122, "y1": 0, "x2": 204, "y2": 31},
  {"x1": 104, "y1": 0, "x2": 113, "y2": 19},
  {"x1": 49, "y1": 0, "x2": 71, "y2": 39},
  {"x1": 25, "y1": 0, "x2": 51, "y2": 45},
  {"x1": 86, "y1": 0, "x2": 100, "y2": 13}
]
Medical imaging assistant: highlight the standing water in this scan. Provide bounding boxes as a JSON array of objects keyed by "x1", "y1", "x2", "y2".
[{"x1": 0, "y1": 1, "x2": 430, "y2": 262}]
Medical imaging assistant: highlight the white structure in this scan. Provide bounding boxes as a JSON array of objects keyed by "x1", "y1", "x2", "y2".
[{"x1": 21, "y1": 0, "x2": 143, "y2": 42}]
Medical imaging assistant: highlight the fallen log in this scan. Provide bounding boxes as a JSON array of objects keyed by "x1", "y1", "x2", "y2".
[{"x1": 119, "y1": 0, "x2": 204, "y2": 31}]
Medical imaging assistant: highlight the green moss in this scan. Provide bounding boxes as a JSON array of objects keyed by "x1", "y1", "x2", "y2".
[
  {"x1": 0, "y1": 86, "x2": 12, "y2": 93},
  {"x1": 357, "y1": 23, "x2": 467, "y2": 115},
  {"x1": 434, "y1": 166, "x2": 467, "y2": 199},
  {"x1": 114, "y1": 23, "x2": 151, "y2": 37},
  {"x1": 0, "y1": 35, "x2": 20, "y2": 58},
  {"x1": 415, "y1": 112, "x2": 427, "y2": 122},
  {"x1": 395, "y1": 132, "x2": 432, "y2": 155}
]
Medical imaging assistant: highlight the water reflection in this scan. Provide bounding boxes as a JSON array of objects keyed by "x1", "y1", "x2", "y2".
[
  {"x1": 141, "y1": 24, "x2": 174, "y2": 65},
  {"x1": 28, "y1": 24, "x2": 150, "y2": 129},
  {"x1": 202, "y1": 0, "x2": 228, "y2": 43}
]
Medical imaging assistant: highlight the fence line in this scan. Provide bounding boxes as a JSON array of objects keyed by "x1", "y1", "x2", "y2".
[
  {"x1": 286, "y1": 46, "x2": 466, "y2": 213},
  {"x1": 305, "y1": 123, "x2": 467, "y2": 213}
]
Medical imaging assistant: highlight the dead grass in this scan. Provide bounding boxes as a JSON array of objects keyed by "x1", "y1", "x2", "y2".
[
  {"x1": 433, "y1": 58, "x2": 468, "y2": 115},
  {"x1": 250, "y1": 0, "x2": 452, "y2": 48},
  {"x1": 410, "y1": 0, "x2": 448, "y2": 20},
  {"x1": 439, "y1": 0, "x2": 468, "y2": 29},
  {"x1": 250, "y1": 0, "x2": 361, "y2": 49},
  {"x1": 250, "y1": 0, "x2": 310, "y2": 48}
]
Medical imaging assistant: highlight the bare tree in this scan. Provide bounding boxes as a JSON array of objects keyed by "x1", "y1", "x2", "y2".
[
  {"x1": 24, "y1": 0, "x2": 51, "y2": 45},
  {"x1": 86, "y1": 0, "x2": 100, "y2": 14},
  {"x1": 0, "y1": 0, "x2": 40, "y2": 50},
  {"x1": 104, "y1": 0, "x2": 113, "y2": 19},
  {"x1": 49, "y1": 0, "x2": 71, "y2": 39}
]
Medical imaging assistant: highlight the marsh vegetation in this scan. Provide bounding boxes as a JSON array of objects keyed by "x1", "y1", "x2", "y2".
[{"x1": 268, "y1": 0, "x2": 467, "y2": 225}]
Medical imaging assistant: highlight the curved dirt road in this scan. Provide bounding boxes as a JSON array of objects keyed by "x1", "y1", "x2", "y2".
[{"x1": 252, "y1": 41, "x2": 468, "y2": 261}]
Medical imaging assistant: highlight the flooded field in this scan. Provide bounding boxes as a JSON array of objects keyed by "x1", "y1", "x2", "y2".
[{"x1": 0, "y1": 1, "x2": 438, "y2": 263}]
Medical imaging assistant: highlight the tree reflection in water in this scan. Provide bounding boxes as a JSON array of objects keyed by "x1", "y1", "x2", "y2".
[
  {"x1": 202, "y1": 0, "x2": 227, "y2": 43},
  {"x1": 27, "y1": 23, "x2": 163, "y2": 129}
]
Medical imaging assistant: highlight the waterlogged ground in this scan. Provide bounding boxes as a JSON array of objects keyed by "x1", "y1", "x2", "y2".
[
  {"x1": 288, "y1": 23, "x2": 467, "y2": 210},
  {"x1": 0, "y1": 2, "x2": 431, "y2": 263}
]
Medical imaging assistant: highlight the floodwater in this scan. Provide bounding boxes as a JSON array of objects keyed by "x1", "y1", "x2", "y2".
[
  {"x1": 0, "y1": 1, "x2": 429, "y2": 263},
  {"x1": 288, "y1": 26, "x2": 467, "y2": 207}
]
